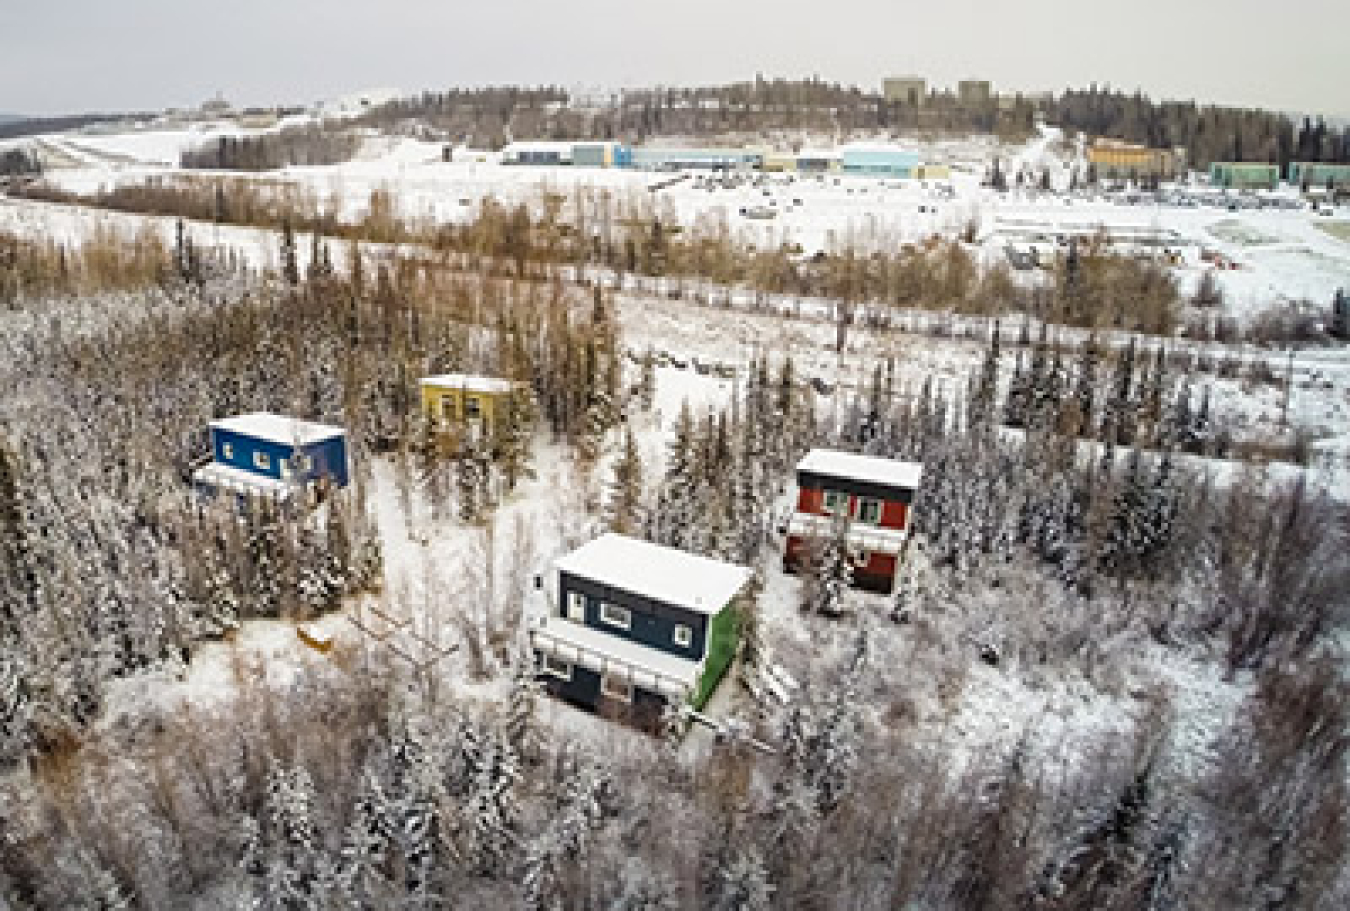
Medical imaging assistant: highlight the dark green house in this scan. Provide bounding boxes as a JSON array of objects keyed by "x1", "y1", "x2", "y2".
[{"x1": 529, "y1": 534, "x2": 751, "y2": 730}]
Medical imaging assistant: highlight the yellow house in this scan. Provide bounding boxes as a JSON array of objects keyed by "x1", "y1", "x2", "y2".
[{"x1": 419, "y1": 374, "x2": 523, "y2": 436}]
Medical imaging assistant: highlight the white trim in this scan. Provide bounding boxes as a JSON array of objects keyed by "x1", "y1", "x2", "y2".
[
  {"x1": 527, "y1": 610, "x2": 700, "y2": 701},
  {"x1": 253, "y1": 451, "x2": 271, "y2": 470},
  {"x1": 599, "y1": 602, "x2": 631, "y2": 630},
  {"x1": 673, "y1": 624, "x2": 692, "y2": 648},
  {"x1": 788, "y1": 513, "x2": 908, "y2": 554},
  {"x1": 566, "y1": 591, "x2": 586, "y2": 622},
  {"x1": 824, "y1": 489, "x2": 851, "y2": 517},
  {"x1": 541, "y1": 653, "x2": 572, "y2": 680}
]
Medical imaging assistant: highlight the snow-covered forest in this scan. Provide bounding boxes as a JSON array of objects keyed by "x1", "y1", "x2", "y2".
[{"x1": 0, "y1": 188, "x2": 1346, "y2": 909}]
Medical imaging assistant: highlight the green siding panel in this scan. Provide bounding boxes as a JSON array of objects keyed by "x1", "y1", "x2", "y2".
[{"x1": 690, "y1": 601, "x2": 741, "y2": 710}]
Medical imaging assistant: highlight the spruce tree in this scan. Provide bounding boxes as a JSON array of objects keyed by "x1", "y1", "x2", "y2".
[{"x1": 607, "y1": 425, "x2": 644, "y2": 535}]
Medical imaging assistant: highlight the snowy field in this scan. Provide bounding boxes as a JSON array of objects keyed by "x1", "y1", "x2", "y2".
[{"x1": 7, "y1": 122, "x2": 1348, "y2": 324}]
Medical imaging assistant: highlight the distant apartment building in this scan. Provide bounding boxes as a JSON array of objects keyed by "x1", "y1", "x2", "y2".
[
  {"x1": 958, "y1": 79, "x2": 993, "y2": 108},
  {"x1": 1088, "y1": 138, "x2": 1181, "y2": 181},
  {"x1": 1209, "y1": 162, "x2": 1280, "y2": 190},
  {"x1": 883, "y1": 76, "x2": 927, "y2": 106},
  {"x1": 1289, "y1": 162, "x2": 1350, "y2": 190}
]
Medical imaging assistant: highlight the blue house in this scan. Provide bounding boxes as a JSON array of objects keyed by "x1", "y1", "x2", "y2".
[
  {"x1": 193, "y1": 412, "x2": 349, "y2": 502},
  {"x1": 528, "y1": 534, "x2": 751, "y2": 731}
]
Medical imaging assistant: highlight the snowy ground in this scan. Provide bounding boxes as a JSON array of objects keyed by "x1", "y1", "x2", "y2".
[
  {"x1": 9, "y1": 119, "x2": 1347, "y2": 786},
  {"x1": 7, "y1": 121, "x2": 1347, "y2": 324}
]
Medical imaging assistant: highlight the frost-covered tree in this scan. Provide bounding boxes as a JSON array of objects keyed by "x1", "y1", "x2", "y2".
[{"x1": 607, "y1": 425, "x2": 644, "y2": 535}]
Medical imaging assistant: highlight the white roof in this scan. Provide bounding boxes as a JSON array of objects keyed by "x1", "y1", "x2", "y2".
[
  {"x1": 554, "y1": 533, "x2": 750, "y2": 616},
  {"x1": 797, "y1": 449, "x2": 923, "y2": 490},
  {"x1": 209, "y1": 412, "x2": 345, "y2": 446},
  {"x1": 192, "y1": 462, "x2": 294, "y2": 498},
  {"x1": 419, "y1": 374, "x2": 520, "y2": 394},
  {"x1": 528, "y1": 610, "x2": 701, "y2": 700}
]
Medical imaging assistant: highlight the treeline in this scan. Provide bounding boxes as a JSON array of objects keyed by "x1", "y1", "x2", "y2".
[
  {"x1": 1053, "y1": 85, "x2": 1350, "y2": 170},
  {"x1": 0, "y1": 111, "x2": 152, "y2": 141},
  {"x1": 180, "y1": 124, "x2": 365, "y2": 171},
  {"x1": 363, "y1": 77, "x2": 1035, "y2": 145},
  {"x1": 0, "y1": 224, "x2": 178, "y2": 302},
  {"x1": 16, "y1": 175, "x2": 1190, "y2": 337},
  {"x1": 0, "y1": 146, "x2": 41, "y2": 177}
]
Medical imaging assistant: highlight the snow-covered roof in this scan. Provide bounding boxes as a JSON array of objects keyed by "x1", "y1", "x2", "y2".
[
  {"x1": 528, "y1": 609, "x2": 701, "y2": 701},
  {"x1": 797, "y1": 449, "x2": 923, "y2": 490},
  {"x1": 209, "y1": 413, "x2": 345, "y2": 446},
  {"x1": 419, "y1": 374, "x2": 520, "y2": 394},
  {"x1": 192, "y1": 462, "x2": 294, "y2": 498},
  {"x1": 554, "y1": 533, "x2": 751, "y2": 616}
]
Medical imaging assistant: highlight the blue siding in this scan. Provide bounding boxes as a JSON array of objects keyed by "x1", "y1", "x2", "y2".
[
  {"x1": 559, "y1": 571, "x2": 708, "y2": 661},
  {"x1": 304, "y1": 435, "x2": 349, "y2": 487},
  {"x1": 210, "y1": 427, "x2": 349, "y2": 488},
  {"x1": 212, "y1": 428, "x2": 292, "y2": 482}
]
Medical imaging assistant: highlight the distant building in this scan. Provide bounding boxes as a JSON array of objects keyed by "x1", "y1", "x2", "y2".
[
  {"x1": 784, "y1": 449, "x2": 923, "y2": 593},
  {"x1": 840, "y1": 144, "x2": 920, "y2": 177},
  {"x1": 236, "y1": 110, "x2": 279, "y2": 130},
  {"x1": 1289, "y1": 162, "x2": 1350, "y2": 191},
  {"x1": 1088, "y1": 138, "x2": 1180, "y2": 181},
  {"x1": 630, "y1": 146, "x2": 763, "y2": 172},
  {"x1": 914, "y1": 163, "x2": 952, "y2": 180},
  {"x1": 192, "y1": 413, "x2": 349, "y2": 503},
  {"x1": 419, "y1": 374, "x2": 524, "y2": 439},
  {"x1": 571, "y1": 141, "x2": 632, "y2": 169},
  {"x1": 200, "y1": 94, "x2": 232, "y2": 117},
  {"x1": 794, "y1": 148, "x2": 843, "y2": 173},
  {"x1": 883, "y1": 76, "x2": 927, "y2": 106},
  {"x1": 958, "y1": 79, "x2": 993, "y2": 108},
  {"x1": 501, "y1": 141, "x2": 574, "y2": 166},
  {"x1": 529, "y1": 534, "x2": 751, "y2": 728},
  {"x1": 1209, "y1": 162, "x2": 1279, "y2": 190}
]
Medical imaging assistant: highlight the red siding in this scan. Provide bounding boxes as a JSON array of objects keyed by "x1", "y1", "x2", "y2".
[
  {"x1": 797, "y1": 486, "x2": 824, "y2": 514},
  {"x1": 880, "y1": 498, "x2": 908, "y2": 530}
]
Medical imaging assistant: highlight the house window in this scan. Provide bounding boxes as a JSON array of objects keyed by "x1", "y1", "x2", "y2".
[
  {"x1": 850, "y1": 547, "x2": 871, "y2": 567},
  {"x1": 823, "y1": 490, "x2": 850, "y2": 517},
  {"x1": 599, "y1": 602, "x2": 631, "y2": 630},
  {"x1": 673, "y1": 624, "x2": 692, "y2": 648},
  {"x1": 441, "y1": 395, "x2": 456, "y2": 420},
  {"x1": 601, "y1": 673, "x2": 632, "y2": 703},
  {"x1": 253, "y1": 451, "x2": 271, "y2": 470},
  {"x1": 222, "y1": 442, "x2": 234, "y2": 460},
  {"x1": 857, "y1": 498, "x2": 882, "y2": 525},
  {"x1": 465, "y1": 396, "x2": 482, "y2": 419},
  {"x1": 566, "y1": 591, "x2": 586, "y2": 622},
  {"x1": 541, "y1": 653, "x2": 572, "y2": 680}
]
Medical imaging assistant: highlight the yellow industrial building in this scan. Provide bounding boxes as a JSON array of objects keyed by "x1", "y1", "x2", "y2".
[{"x1": 1087, "y1": 139, "x2": 1180, "y2": 180}]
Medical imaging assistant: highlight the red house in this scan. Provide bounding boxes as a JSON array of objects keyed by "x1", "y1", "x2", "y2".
[{"x1": 783, "y1": 449, "x2": 923, "y2": 593}]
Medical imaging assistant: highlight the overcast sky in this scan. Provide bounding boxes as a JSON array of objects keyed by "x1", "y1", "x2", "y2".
[{"x1": 3, "y1": 0, "x2": 1347, "y2": 118}]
